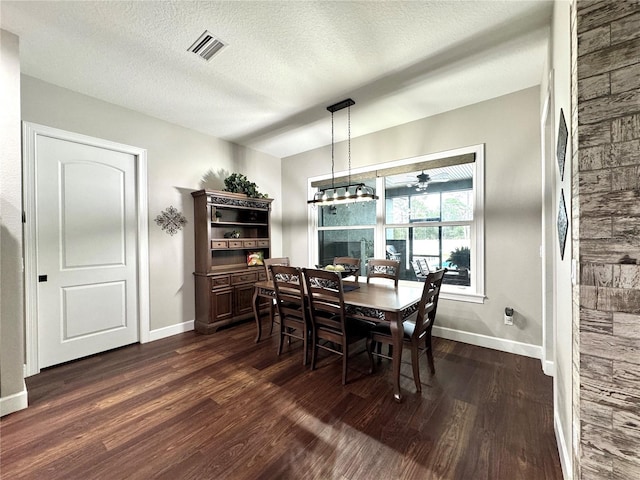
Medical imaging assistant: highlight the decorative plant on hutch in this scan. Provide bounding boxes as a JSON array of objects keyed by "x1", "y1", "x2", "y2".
[{"x1": 224, "y1": 173, "x2": 268, "y2": 198}]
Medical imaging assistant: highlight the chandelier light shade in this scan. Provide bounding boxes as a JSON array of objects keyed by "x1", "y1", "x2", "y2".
[{"x1": 308, "y1": 98, "x2": 379, "y2": 206}]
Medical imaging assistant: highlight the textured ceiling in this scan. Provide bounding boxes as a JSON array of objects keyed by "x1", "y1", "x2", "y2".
[{"x1": 1, "y1": 0, "x2": 553, "y2": 158}]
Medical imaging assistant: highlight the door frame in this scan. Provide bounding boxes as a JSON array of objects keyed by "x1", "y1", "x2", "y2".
[
  {"x1": 22, "y1": 122, "x2": 150, "y2": 376},
  {"x1": 540, "y1": 77, "x2": 556, "y2": 377}
]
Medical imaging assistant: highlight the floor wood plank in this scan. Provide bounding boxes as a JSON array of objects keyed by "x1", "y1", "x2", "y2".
[{"x1": 0, "y1": 320, "x2": 563, "y2": 479}]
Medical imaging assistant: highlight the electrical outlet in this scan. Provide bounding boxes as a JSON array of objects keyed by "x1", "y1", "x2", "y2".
[{"x1": 504, "y1": 307, "x2": 514, "y2": 326}]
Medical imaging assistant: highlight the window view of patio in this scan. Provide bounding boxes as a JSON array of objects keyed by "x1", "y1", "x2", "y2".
[
  {"x1": 385, "y1": 165, "x2": 473, "y2": 286},
  {"x1": 312, "y1": 146, "x2": 482, "y2": 299}
]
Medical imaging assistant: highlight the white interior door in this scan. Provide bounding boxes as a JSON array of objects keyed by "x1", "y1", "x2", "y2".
[{"x1": 36, "y1": 134, "x2": 139, "y2": 368}]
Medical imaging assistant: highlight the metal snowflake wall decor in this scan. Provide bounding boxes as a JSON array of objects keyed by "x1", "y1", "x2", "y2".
[{"x1": 155, "y1": 206, "x2": 187, "y2": 236}]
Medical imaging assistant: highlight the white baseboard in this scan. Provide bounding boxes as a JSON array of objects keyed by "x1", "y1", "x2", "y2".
[
  {"x1": 555, "y1": 409, "x2": 572, "y2": 480},
  {"x1": 432, "y1": 325, "x2": 543, "y2": 359},
  {"x1": 148, "y1": 320, "x2": 194, "y2": 342},
  {"x1": 0, "y1": 381, "x2": 28, "y2": 417}
]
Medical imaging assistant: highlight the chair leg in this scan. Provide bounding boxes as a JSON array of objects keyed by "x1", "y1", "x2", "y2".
[
  {"x1": 342, "y1": 342, "x2": 348, "y2": 385},
  {"x1": 375, "y1": 341, "x2": 383, "y2": 364},
  {"x1": 277, "y1": 322, "x2": 284, "y2": 356},
  {"x1": 311, "y1": 331, "x2": 318, "y2": 371},
  {"x1": 269, "y1": 302, "x2": 275, "y2": 335},
  {"x1": 410, "y1": 338, "x2": 422, "y2": 393},
  {"x1": 426, "y1": 335, "x2": 435, "y2": 374},
  {"x1": 302, "y1": 327, "x2": 308, "y2": 366},
  {"x1": 366, "y1": 337, "x2": 375, "y2": 374}
]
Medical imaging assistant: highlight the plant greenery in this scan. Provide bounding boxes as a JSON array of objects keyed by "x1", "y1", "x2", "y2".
[
  {"x1": 446, "y1": 246, "x2": 470, "y2": 270},
  {"x1": 223, "y1": 173, "x2": 267, "y2": 198}
]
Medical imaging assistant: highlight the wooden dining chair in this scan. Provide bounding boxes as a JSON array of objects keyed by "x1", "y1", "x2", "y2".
[
  {"x1": 367, "y1": 259, "x2": 401, "y2": 287},
  {"x1": 264, "y1": 257, "x2": 290, "y2": 334},
  {"x1": 333, "y1": 256, "x2": 361, "y2": 282},
  {"x1": 270, "y1": 265, "x2": 309, "y2": 365},
  {"x1": 302, "y1": 268, "x2": 374, "y2": 385},
  {"x1": 367, "y1": 269, "x2": 446, "y2": 392}
]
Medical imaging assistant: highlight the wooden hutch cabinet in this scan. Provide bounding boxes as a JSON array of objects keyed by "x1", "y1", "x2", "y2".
[{"x1": 192, "y1": 189, "x2": 272, "y2": 334}]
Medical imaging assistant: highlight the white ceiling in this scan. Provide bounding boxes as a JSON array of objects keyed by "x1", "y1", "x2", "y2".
[{"x1": 1, "y1": 0, "x2": 553, "y2": 159}]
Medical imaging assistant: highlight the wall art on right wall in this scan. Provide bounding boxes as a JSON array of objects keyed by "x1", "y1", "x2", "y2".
[
  {"x1": 557, "y1": 108, "x2": 568, "y2": 181},
  {"x1": 557, "y1": 188, "x2": 568, "y2": 260}
]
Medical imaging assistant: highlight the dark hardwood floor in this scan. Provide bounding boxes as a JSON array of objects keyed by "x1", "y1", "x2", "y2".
[{"x1": 0, "y1": 320, "x2": 563, "y2": 479}]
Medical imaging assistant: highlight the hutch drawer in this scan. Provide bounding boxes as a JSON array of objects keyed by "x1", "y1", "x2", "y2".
[
  {"x1": 231, "y1": 271, "x2": 258, "y2": 285},
  {"x1": 211, "y1": 240, "x2": 228, "y2": 249},
  {"x1": 210, "y1": 275, "x2": 230, "y2": 289}
]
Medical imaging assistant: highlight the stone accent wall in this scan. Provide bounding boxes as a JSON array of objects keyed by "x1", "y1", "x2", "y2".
[
  {"x1": 576, "y1": 1, "x2": 640, "y2": 479},
  {"x1": 570, "y1": 2, "x2": 581, "y2": 478}
]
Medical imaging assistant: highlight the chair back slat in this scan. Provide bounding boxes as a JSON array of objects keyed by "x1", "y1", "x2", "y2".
[
  {"x1": 333, "y1": 256, "x2": 361, "y2": 282},
  {"x1": 413, "y1": 269, "x2": 446, "y2": 338},
  {"x1": 302, "y1": 268, "x2": 347, "y2": 335},
  {"x1": 264, "y1": 257, "x2": 290, "y2": 281},
  {"x1": 366, "y1": 259, "x2": 400, "y2": 286},
  {"x1": 270, "y1": 265, "x2": 306, "y2": 319}
]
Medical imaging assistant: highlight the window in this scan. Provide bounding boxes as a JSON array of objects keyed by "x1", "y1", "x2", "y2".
[
  {"x1": 315, "y1": 178, "x2": 376, "y2": 268},
  {"x1": 309, "y1": 145, "x2": 484, "y2": 303},
  {"x1": 385, "y1": 166, "x2": 473, "y2": 286}
]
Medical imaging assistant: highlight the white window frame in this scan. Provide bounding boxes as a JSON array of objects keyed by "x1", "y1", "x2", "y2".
[{"x1": 308, "y1": 144, "x2": 485, "y2": 304}]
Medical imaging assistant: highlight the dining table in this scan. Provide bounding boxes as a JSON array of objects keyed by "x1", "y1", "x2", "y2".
[{"x1": 252, "y1": 278, "x2": 425, "y2": 402}]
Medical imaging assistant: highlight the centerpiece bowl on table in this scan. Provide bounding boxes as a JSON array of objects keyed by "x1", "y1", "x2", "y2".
[{"x1": 315, "y1": 264, "x2": 359, "y2": 279}]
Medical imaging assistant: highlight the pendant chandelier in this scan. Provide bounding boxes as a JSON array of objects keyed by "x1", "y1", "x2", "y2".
[{"x1": 307, "y1": 98, "x2": 378, "y2": 206}]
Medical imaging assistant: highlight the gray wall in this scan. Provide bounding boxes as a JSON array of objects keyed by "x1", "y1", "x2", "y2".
[
  {"x1": 0, "y1": 29, "x2": 26, "y2": 414},
  {"x1": 283, "y1": 87, "x2": 543, "y2": 348},
  {"x1": 20, "y1": 75, "x2": 282, "y2": 334}
]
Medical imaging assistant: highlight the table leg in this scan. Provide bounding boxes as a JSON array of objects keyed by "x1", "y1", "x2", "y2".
[
  {"x1": 390, "y1": 316, "x2": 404, "y2": 403},
  {"x1": 252, "y1": 287, "x2": 262, "y2": 343}
]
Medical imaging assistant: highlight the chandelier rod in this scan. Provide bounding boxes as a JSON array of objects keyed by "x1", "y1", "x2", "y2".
[
  {"x1": 331, "y1": 110, "x2": 335, "y2": 192},
  {"x1": 348, "y1": 104, "x2": 351, "y2": 188}
]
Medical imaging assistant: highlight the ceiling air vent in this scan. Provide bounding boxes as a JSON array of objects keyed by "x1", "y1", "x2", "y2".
[{"x1": 188, "y1": 30, "x2": 227, "y2": 61}]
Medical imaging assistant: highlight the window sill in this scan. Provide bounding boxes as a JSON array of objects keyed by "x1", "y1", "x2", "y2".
[
  {"x1": 398, "y1": 280, "x2": 485, "y2": 304},
  {"x1": 440, "y1": 289, "x2": 485, "y2": 304}
]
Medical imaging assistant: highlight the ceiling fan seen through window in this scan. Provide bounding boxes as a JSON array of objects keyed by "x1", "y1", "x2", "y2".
[{"x1": 410, "y1": 170, "x2": 451, "y2": 192}]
